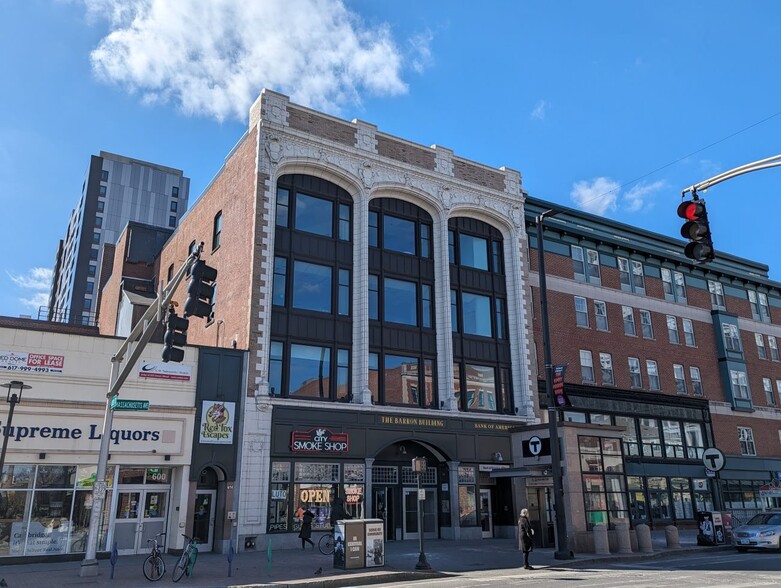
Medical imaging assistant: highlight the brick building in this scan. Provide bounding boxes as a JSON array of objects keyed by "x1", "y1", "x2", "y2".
[
  {"x1": 520, "y1": 196, "x2": 781, "y2": 542},
  {"x1": 99, "y1": 89, "x2": 540, "y2": 548}
]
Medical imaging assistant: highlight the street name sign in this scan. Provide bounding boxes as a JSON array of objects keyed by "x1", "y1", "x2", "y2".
[{"x1": 111, "y1": 398, "x2": 150, "y2": 411}]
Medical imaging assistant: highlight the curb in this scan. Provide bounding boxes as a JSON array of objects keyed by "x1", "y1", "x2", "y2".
[{"x1": 553, "y1": 544, "x2": 736, "y2": 568}]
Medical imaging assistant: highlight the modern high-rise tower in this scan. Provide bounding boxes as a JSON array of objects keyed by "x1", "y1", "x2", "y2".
[{"x1": 48, "y1": 151, "x2": 190, "y2": 325}]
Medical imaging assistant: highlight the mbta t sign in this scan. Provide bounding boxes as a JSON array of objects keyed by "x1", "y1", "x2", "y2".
[{"x1": 702, "y1": 447, "x2": 726, "y2": 472}]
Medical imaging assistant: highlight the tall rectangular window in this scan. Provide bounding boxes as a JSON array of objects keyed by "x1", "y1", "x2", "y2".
[
  {"x1": 690, "y1": 367, "x2": 703, "y2": 396},
  {"x1": 770, "y1": 336, "x2": 780, "y2": 361},
  {"x1": 682, "y1": 318, "x2": 696, "y2": 346},
  {"x1": 212, "y1": 211, "x2": 222, "y2": 250},
  {"x1": 572, "y1": 246, "x2": 600, "y2": 283},
  {"x1": 337, "y1": 349, "x2": 350, "y2": 400},
  {"x1": 764, "y1": 377, "x2": 775, "y2": 406},
  {"x1": 618, "y1": 258, "x2": 632, "y2": 291},
  {"x1": 448, "y1": 230, "x2": 455, "y2": 264},
  {"x1": 494, "y1": 298, "x2": 506, "y2": 339},
  {"x1": 420, "y1": 224, "x2": 431, "y2": 258},
  {"x1": 667, "y1": 315, "x2": 679, "y2": 344},
  {"x1": 600, "y1": 353, "x2": 614, "y2": 385},
  {"x1": 338, "y1": 269, "x2": 350, "y2": 316},
  {"x1": 647, "y1": 360, "x2": 660, "y2": 391},
  {"x1": 623, "y1": 306, "x2": 636, "y2": 336},
  {"x1": 172, "y1": 186, "x2": 179, "y2": 198},
  {"x1": 628, "y1": 357, "x2": 642, "y2": 388},
  {"x1": 368, "y1": 211, "x2": 379, "y2": 247},
  {"x1": 168, "y1": 215, "x2": 177, "y2": 228},
  {"x1": 673, "y1": 364, "x2": 687, "y2": 394},
  {"x1": 580, "y1": 350, "x2": 595, "y2": 383},
  {"x1": 748, "y1": 291, "x2": 771, "y2": 322},
  {"x1": 632, "y1": 260, "x2": 645, "y2": 294},
  {"x1": 673, "y1": 271, "x2": 687, "y2": 302},
  {"x1": 93, "y1": 231, "x2": 100, "y2": 243},
  {"x1": 272, "y1": 257, "x2": 287, "y2": 306},
  {"x1": 586, "y1": 249, "x2": 601, "y2": 283},
  {"x1": 491, "y1": 241, "x2": 503, "y2": 274},
  {"x1": 97, "y1": 200, "x2": 105, "y2": 212},
  {"x1": 101, "y1": 169, "x2": 109, "y2": 181},
  {"x1": 708, "y1": 280, "x2": 725, "y2": 309},
  {"x1": 369, "y1": 275, "x2": 379, "y2": 320},
  {"x1": 450, "y1": 290, "x2": 459, "y2": 332},
  {"x1": 738, "y1": 427, "x2": 756, "y2": 456},
  {"x1": 575, "y1": 296, "x2": 589, "y2": 328},
  {"x1": 276, "y1": 187, "x2": 289, "y2": 227},
  {"x1": 421, "y1": 284, "x2": 432, "y2": 328},
  {"x1": 661, "y1": 268, "x2": 675, "y2": 300},
  {"x1": 572, "y1": 246, "x2": 585, "y2": 280},
  {"x1": 338, "y1": 204, "x2": 350, "y2": 241},
  {"x1": 730, "y1": 370, "x2": 750, "y2": 400},
  {"x1": 722, "y1": 323, "x2": 741, "y2": 352},
  {"x1": 594, "y1": 300, "x2": 608, "y2": 331},
  {"x1": 289, "y1": 344, "x2": 331, "y2": 398},
  {"x1": 170, "y1": 200, "x2": 177, "y2": 212},
  {"x1": 640, "y1": 309, "x2": 653, "y2": 339},
  {"x1": 269, "y1": 341, "x2": 284, "y2": 396},
  {"x1": 756, "y1": 333, "x2": 767, "y2": 359}
]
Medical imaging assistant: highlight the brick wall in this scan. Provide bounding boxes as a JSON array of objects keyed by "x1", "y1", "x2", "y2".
[
  {"x1": 376, "y1": 135, "x2": 436, "y2": 170},
  {"x1": 287, "y1": 107, "x2": 355, "y2": 147}
]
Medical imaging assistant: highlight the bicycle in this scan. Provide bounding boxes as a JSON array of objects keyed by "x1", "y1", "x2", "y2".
[
  {"x1": 318, "y1": 531, "x2": 335, "y2": 555},
  {"x1": 143, "y1": 532, "x2": 167, "y2": 582},
  {"x1": 172, "y1": 534, "x2": 198, "y2": 582}
]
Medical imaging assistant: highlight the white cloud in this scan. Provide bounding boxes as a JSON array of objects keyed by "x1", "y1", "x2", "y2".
[
  {"x1": 409, "y1": 29, "x2": 434, "y2": 74},
  {"x1": 570, "y1": 177, "x2": 620, "y2": 216},
  {"x1": 530, "y1": 100, "x2": 547, "y2": 121},
  {"x1": 623, "y1": 180, "x2": 666, "y2": 212},
  {"x1": 8, "y1": 267, "x2": 53, "y2": 310},
  {"x1": 83, "y1": 0, "x2": 426, "y2": 121}
]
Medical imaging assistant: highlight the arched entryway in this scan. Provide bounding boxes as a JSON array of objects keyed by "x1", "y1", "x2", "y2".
[
  {"x1": 194, "y1": 466, "x2": 224, "y2": 552},
  {"x1": 371, "y1": 441, "x2": 446, "y2": 542}
]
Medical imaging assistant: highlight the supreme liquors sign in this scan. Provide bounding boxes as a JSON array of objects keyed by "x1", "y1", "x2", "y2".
[{"x1": 291, "y1": 428, "x2": 349, "y2": 453}]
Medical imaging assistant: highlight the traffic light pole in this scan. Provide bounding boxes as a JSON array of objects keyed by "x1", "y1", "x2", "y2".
[
  {"x1": 682, "y1": 153, "x2": 781, "y2": 197},
  {"x1": 80, "y1": 246, "x2": 202, "y2": 576},
  {"x1": 536, "y1": 210, "x2": 574, "y2": 560}
]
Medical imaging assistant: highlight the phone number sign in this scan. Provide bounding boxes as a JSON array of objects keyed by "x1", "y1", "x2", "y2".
[{"x1": 0, "y1": 351, "x2": 65, "y2": 374}]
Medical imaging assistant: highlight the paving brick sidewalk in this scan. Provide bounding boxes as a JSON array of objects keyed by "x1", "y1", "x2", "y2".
[{"x1": 0, "y1": 530, "x2": 729, "y2": 588}]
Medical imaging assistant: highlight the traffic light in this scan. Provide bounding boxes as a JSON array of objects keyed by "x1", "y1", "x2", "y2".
[
  {"x1": 677, "y1": 198, "x2": 714, "y2": 263},
  {"x1": 184, "y1": 260, "x2": 218, "y2": 318},
  {"x1": 162, "y1": 307, "x2": 189, "y2": 363}
]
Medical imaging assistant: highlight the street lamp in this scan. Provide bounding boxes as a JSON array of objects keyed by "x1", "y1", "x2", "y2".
[
  {"x1": 411, "y1": 456, "x2": 431, "y2": 570},
  {"x1": 536, "y1": 211, "x2": 574, "y2": 560},
  {"x1": 0, "y1": 381, "x2": 31, "y2": 482}
]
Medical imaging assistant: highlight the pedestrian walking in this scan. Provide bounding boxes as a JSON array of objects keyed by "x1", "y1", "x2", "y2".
[
  {"x1": 299, "y1": 505, "x2": 315, "y2": 549},
  {"x1": 518, "y1": 508, "x2": 535, "y2": 570}
]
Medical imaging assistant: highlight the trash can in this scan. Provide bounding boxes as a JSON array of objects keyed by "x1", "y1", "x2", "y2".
[
  {"x1": 333, "y1": 519, "x2": 365, "y2": 570},
  {"x1": 364, "y1": 519, "x2": 385, "y2": 567}
]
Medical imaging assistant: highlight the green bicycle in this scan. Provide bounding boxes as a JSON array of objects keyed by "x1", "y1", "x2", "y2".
[{"x1": 172, "y1": 534, "x2": 198, "y2": 582}]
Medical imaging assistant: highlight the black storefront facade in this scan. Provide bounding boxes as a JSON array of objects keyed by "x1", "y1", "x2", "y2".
[{"x1": 265, "y1": 405, "x2": 516, "y2": 544}]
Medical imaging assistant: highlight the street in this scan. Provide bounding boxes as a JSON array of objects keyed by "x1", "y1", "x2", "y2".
[{"x1": 371, "y1": 551, "x2": 781, "y2": 588}]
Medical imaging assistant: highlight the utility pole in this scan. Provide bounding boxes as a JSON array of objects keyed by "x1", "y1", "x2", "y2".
[{"x1": 80, "y1": 244, "x2": 210, "y2": 577}]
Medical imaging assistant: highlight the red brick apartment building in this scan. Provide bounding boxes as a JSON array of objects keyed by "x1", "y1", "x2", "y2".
[{"x1": 523, "y1": 197, "x2": 781, "y2": 535}]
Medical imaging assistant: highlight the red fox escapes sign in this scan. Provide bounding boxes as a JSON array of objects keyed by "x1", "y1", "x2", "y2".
[{"x1": 291, "y1": 428, "x2": 349, "y2": 453}]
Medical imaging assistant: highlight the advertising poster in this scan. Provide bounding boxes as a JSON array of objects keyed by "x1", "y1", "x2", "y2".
[
  {"x1": 333, "y1": 521, "x2": 346, "y2": 568},
  {"x1": 364, "y1": 520, "x2": 385, "y2": 567},
  {"x1": 0, "y1": 351, "x2": 64, "y2": 374},
  {"x1": 199, "y1": 400, "x2": 235, "y2": 444}
]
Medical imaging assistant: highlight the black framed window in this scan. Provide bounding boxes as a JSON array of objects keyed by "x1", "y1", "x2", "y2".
[
  {"x1": 420, "y1": 224, "x2": 431, "y2": 258},
  {"x1": 212, "y1": 211, "x2": 222, "y2": 250},
  {"x1": 170, "y1": 201, "x2": 177, "y2": 213},
  {"x1": 383, "y1": 215, "x2": 416, "y2": 254},
  {"x1": 276, "y1": 187, "x2": 289, "y2": 228},
  {"x1": 97, "y1": 200, "x2": 105, "y2": 213},
  {"x1": 172, "y1": 186, "x2": 179, "y2": 198},
  {"x1": 462, "y1": 292, "x2": 492, "y2": 337},
  {"x1": 292, "y1": 261, "x2": 331, "y2": 313},
  {"x1": 371, "y1": 352, "x2": 436, "y2": 408},
  {"x1": 338, "y1": 204, "x2": 350, "y2": 241},
  {"x1": 295, "y1": 193, "x2": 333, "y2": 237},
  {"x1": 459, "y1": 234, "x2": 488, "y2": 270},
  {"x1": 384, "y1": 278, "x2": 417, "y2": 325},
  {"x1": 369, "y1": 275, "x2": 379, "y2": 320},
  {"x1": 338, "y1": 269, "x2": 350, "y2": 316},
  {"x1": 273, "y1": 257, "x2": 287, "y2": 306},
  {"x1": 368, "y1": 211, "x2": 379, "y2": 247},
  {"x1": 268, "y1": 342, "x2": 350, "y2": 401}
]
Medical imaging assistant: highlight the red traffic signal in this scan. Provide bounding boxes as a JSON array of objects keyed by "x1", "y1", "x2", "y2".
[{"x1": 677, "y1": 198, "x2": 714, "y2": 263}]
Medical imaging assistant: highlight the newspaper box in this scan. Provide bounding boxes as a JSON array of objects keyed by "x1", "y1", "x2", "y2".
[
  {"x1": 333, "y1": 519, "x2": 365, "y2": 570},
  {"x1": 697, "y1": 511, "x2": 726, "y2": 545},
  {"x1": 364, "y1": 519, "x2": 385, "y2": 567}
]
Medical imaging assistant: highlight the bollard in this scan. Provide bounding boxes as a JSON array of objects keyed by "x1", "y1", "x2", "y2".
[
  {"x1": 635, "y1": 523, "x2": 653, "y2": 553},
  {"x1": 665, "y1": 525, "x2": 681, "y2": 549},
  {"x1": 615, "y1": 523, "x2": 632, "y2": 554},
  {"x1": 593, "y1": 523, "x2": 610, "y2": 555}
]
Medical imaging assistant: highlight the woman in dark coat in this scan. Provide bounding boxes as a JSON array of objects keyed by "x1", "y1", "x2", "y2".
[
  {"x1": 518, "y1": 508, "x2": 534, "y2": 570},
  {"x1": 298, "y1": 506, "x2": 315, "y2": 549}
]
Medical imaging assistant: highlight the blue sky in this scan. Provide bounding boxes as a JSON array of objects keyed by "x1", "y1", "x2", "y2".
[{"x1": 2, "y1": 1, "x2": 780, "y2": 319}]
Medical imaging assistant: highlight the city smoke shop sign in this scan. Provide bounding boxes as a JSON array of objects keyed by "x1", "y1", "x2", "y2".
[
  {"x1": 291, "y1": 428, "x2": 349, "y2": 453},
  {"x1": 199, "y1": 400, "x2": 235, "y2": 444}
]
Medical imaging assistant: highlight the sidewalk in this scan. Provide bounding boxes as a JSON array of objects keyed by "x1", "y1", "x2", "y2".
[{"x1": 0, "y1": 530, "x2": 732, "y2": 588}]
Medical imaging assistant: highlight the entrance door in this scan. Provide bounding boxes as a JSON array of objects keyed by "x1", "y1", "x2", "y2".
[
  {"x1": 114, "y1": 489, "x2": 169, "y2": 555},
  {"x1": 527, "y1": 486, "x2": 554, "y2": 547},
  {"x1": 372, "y1": 488, "x2": 393, "y2": 541},
  {"x1": 402, "y1": 488, "x2": 436, "y2": 540},
  {"x1": 192, "y1": 490, "x2": 216, "y2": 552},
  {"x1": 479, "y1": 489, "x2": 493, "y2": 538}
]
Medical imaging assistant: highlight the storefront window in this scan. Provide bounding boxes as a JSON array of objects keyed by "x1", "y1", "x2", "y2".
[
  {"x1": 1, "y1": 465, "x2": 34, "y2": 488},
  {"x1": 343, "y1": 484, "x2": 364, "y2": 519},
  {"x1": 0, "y1": 490, "x2": 31, "y2": 555},
  {"x1": 671, "y1": 478, "x2": 693, "y2": 519},
  {"x1": 639, "y1": 419, "x2": 662, "y2": 457},
  {"x1": 579, "y1": 436, "x2": 628, "y2": 529},
  {"x1": 268, "y1": 463, "x2": 290, "y2": 532},
  {"x1": 118, "y1": 467, "x2": 145, "y2": 485},
  {"x1": 292, "y1": 463, "x2": 340, "y2": 532},
  {"x1": 458, "y1": 466, "x2": 477, "y2": 526},
  {"x1": 662, "y1": 421, "x2": 684, "y2": 459},
  {"x1": 648, "y1": 477, "x2": 671, "y2": 520},
  {"x1": 627, "y1": 476, "x2": 648, "y2": 523},
  {"x1": 27, "y1": 490, "x2": 74, "y2": 555},
  {"x1": 35, "y1": 466, "x2": 76, "y2": 489},
  {"x1": 614, "y1": 416, "x2": 638, "y2": 456}
]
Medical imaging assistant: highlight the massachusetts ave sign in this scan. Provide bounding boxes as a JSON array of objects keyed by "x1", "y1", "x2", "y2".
[{"x1": 111, "y1": 398, "x2": 150, "y2": 411}]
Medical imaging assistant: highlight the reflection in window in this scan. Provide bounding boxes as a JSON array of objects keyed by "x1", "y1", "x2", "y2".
[
  {"x1": 383, "y1": 215, "x2": 416, "y2": 254},
  {"x1": 462, "y1": 292, "x2": 491, "y2": 337},
  {"x1": 384, "y1": 355, "x2": 419, "y2": 406},
  {"x1": 295, "y1": 193, "x2": 333, "y2": 237},
  {"x1": 293, "y1": 261, "x2": 331, "y2": 313},
  {"x1": 269, "y1": 342, "x2": 283, "y2": 396},
  {"x1": 459, "y1": 234, "x2": 488, "y2": 270},
  {"x1": 463, "y1": 364, "x2": 496, "y2": 411},
  {"x1": 289, "y1": 344, "x2": 331, "y2": 398},
  {"x1": 384, "y1": 278, "x2": 417, "y2": 326}
]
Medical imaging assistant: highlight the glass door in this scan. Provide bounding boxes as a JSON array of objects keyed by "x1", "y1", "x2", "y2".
[
  {"x1": 479, "y1": 489, "x2": 492, "y2": 538},
  {"x1": 402, "y1": 488, "x2": 437, "y2": 540},
  {"x1": 113, "y1": 489, "x2": 169, "y2": 555},
  {"x1": 193, "y1": 490, "x2": 216, "y2": 552}
]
